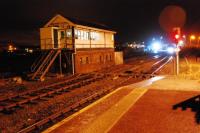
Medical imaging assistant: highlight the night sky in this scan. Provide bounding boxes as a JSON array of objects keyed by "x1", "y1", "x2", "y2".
[{"x1": 0, "y1": 0, "x2": 200, "y2": 46}]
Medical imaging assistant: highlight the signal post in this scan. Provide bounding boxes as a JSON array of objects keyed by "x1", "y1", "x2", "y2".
[{"x1": 172, "y1": 27, "x2": 181, "y2": 75}]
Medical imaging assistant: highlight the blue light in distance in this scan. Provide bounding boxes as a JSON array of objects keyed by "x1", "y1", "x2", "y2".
[
  {"x1": 167, "y1": 47, "x2": 175, "y2": 54},
  {"x1": 151, "y1": 42, "x2": 162, "y2": 53}
]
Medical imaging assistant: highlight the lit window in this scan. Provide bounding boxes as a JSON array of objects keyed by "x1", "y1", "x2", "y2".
[
  {"x1": 66, "y1": 29, "x2": 72, "y2": 38},
  {"x1": 111, "y1": 34, "x2": 114, "y2": 41},
  {"x1": 90, "y1": 32, "x2": 94, "y2": 40},
  {"x1": 80, "y1": 31, "x2": 83, "y2": 40},
  {"x1": 75, "y1": 29, "x2": 78, "y2": 39},
  {"x1": 80, "y1": 57, "x2": 83, "y2": 64},
  {"x1": 78, "y1": 30, "x2": 81, "y2": 39},
  {"x1": 90, "y1": 32, "x2": 99, "y2": 40},
  {"x1": 96, "y1": 32, "x2": 100, "y2": 40},
  {"x1": 86, "y1": 32, "x2": 89, "y2": 40},
  {"x1": 83, "y1": 31, "x2": 87, "y2": 40}
]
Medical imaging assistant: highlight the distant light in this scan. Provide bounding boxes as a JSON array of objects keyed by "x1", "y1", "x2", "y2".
[
  {"x1": 182, "y1": 35, "x2": 186, "y2": 38},
  {"x1": 29, "y1": 49, "x2": 33, "y2": 53},
  {"x1": 8, "y1": 45, "x2": 16, "y2": 52},
  {"x1": 178, "y1": 40, "x2": 184, "y2": 46},
  {"x1": 167, "y1": 47, "x2": 175, "y2": 54},
  {"x1": 154, "y1": 55, "x2": 160, "y2": 59},
  {"x1": 151, "y1": 42, "x2": 162, "y2": 53},
  {"x1": 174, "y1": 47, "x2": 180, "y2": 52},
  {"x1": 152, "y1": 42, "x2": 161, "y2": 51},
  {"x1": 175, "y1": 34, "x2": 180, "y2": 39},
  {"x1": 190, "y1": 35, "x2": 196, "y2": 40}
]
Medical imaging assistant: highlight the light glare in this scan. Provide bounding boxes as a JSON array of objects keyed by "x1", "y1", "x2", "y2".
[
  {"x1": 167, "y1": 47, "x2": 174, "y2": 54},
  {"x1": 152, "y1": 42, "x2": 161, "y2": 51}
]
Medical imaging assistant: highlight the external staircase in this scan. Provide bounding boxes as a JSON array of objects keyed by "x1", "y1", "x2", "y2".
[{"x1": 31, "y1": 49, "x2": 61, "y2": 81}]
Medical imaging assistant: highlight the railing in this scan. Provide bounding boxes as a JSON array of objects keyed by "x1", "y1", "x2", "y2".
[
  {"x1": 41, "y1": 38, "x2": 74, "y2": 50},
  {"x1": 40, "y1": 49, "x2": 61, "y2": 80},
  {"x1": 40, "y1": 38, "x2": 114, "y2": 49}
]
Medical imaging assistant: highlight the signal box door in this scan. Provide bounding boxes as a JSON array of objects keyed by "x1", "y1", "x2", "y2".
[{"x1": 53, "y1": 29, "x2": 58, "y2": 48}]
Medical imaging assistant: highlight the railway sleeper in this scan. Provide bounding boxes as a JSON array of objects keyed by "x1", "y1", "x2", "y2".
[
  {"x1": 72, "y1": 84, "x2": 81, "y2": 89},
  {"x1": 142, "y1": 75, "x2": 147, "y2": 79},
  {"x1": 40, "y1": 89, "x2": 50, "y2": 93},
  {"x1": 1, "y1": 107, "x2": 15, "y2": 114},
  {"x1": 0, "y1": 102, "x2": 8, "y2": 106},
  {"x1": 15, "y1": 104, "x2": 25, "y2": 109},
  {"x1": 54, "y1": 91, "x2": 63, "y2": 95},
  {"x1": 27, "y1": 100, "x2": 38, "y2": 105},
  {"x1": 29, "y1": 93, "x2": 38, "y2": 96},
  {"x1": 11, "y1": 97, "x2": 26, "y2": 102},
  {"x1": 37, "y1": 97, "x2": 49, "y2": 102},
  {"x1": 44, "y1": 94, "x2": 54, "y2": 98}
]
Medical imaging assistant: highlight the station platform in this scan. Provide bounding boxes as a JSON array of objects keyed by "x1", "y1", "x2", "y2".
[{"x1": 43, "y1": 76, "x2": 200, "y2": 133}]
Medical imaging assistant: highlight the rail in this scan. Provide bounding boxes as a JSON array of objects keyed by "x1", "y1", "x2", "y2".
[
  {"x1": 17, "y1": 76, "x2": 132, "y2": 133},
  {"x1": 0, "y1": 74, "x2": 106, "y2": 112},
  {"x1": 0, "y1": 74, "x2": 94, "y2": 106}
]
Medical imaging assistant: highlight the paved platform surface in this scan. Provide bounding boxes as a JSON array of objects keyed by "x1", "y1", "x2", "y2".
[
  {"x1": 109, "y1": 90, "x2": 200, "y2": 133},
  {"x1": 43, "y1": 76, "x2": 200, "y2": 133}
]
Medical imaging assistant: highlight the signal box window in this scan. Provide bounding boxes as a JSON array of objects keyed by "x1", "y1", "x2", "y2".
[
  {"x1": 75, "y1": 29, "x2": 78, "y2": 39},
  {"x1": 86, "y1": 57, "x2": 89, "y2": 64},
  {"x1": 111, "y1": 35, "x2": 114, "y2": 41},
  {"x1": 66, "y1": 29, "x2": 72, "y2": 38},
  {"x1": 80, "y1": 57, "x2": 83, "y2": 64},
  {"x1": 100, "y1": 56, "x2": 102, "y2": 63},
  {"x1": 60, "y1": 31, "x2": 65, "y2": 39}
]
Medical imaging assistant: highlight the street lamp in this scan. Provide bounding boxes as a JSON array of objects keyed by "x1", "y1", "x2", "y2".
[
  {"x1": 190, "y1": 35, "x2": 196, "y2": 45},
  {"x1": 198, "y1": 36, "x2": 200, "y2": 46}
]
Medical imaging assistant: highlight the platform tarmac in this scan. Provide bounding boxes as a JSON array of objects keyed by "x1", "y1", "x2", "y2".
[{"x1": 43, "y1": 76, "x2": 200, "y2": 133}]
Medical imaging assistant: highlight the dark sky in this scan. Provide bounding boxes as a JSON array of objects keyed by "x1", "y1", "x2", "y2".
[{"x1": 0, "y1": 0, "x2": 200, "y2": 46}]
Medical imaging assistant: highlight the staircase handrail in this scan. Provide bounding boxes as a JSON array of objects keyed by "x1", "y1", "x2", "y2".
[
  {"x1": 31, "y1": 50, "x2": 55, "y2": 79},
  {"x1": 40, "y1": 49, "x2": 61, "y2": 80},
  {"x1": 31, "y1": 51, "x2": 49, "y2": 72}
]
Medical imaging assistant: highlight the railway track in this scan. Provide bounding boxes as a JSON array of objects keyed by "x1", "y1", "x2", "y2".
[
  {"x1": 109, "y1": 55, "x2": 168, "y2": 78},
  {"x1": 0, "y1": 73, "x2": 108, "y2": 113},
  {"x1": 99, "y1": 55, "x2": 153, "y2": 74},
  {"x1": 108, "y1": 55, "x2": 165, "y2": 74},
  {"x1": 15, "y1": 55, "x2": 172, "y2": 133},
  {"x1": 17, "y1": 76, "x2": 133, "y2": 133}
]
